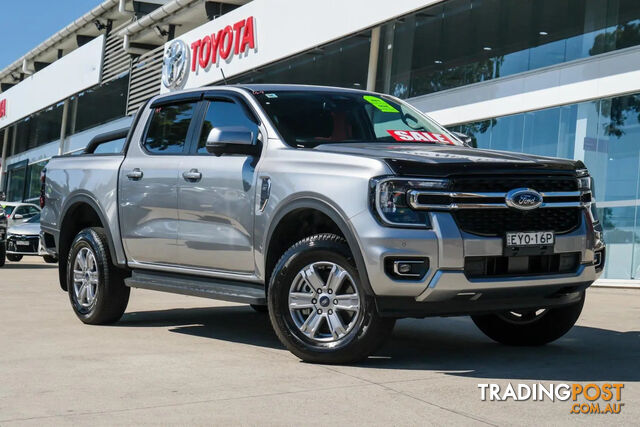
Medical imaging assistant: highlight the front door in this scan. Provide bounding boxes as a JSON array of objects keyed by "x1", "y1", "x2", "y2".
[
  {"x1": 119, "y1": 99, "x2": 200, "y2": 266},
  {"x1": 177, "y1": 96, "x2": 260, "y2": 274}
]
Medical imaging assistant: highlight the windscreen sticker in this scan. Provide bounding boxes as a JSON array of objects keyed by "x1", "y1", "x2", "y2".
[
  {"x1": 363, "y1": 95, "x2": 399, "y2": 113},
  {"x1": 387, "y1": 130, "x2": 455, "y2": 144},
  {"x1": 265, "y1": 93, "x2": 278, "y2": 98}
]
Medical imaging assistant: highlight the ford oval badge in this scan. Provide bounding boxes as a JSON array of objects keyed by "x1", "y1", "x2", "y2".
[{"x1": 506, "y1": 188, "x2": 543, "y2": 211}]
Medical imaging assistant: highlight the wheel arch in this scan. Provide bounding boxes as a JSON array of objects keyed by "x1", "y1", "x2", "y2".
[
  {"x1": 264, "y1": 196, "x2": 373, "y2": 296},
  {"x1": 57, "y1": 194, "x2": 119, "y2": 290}
]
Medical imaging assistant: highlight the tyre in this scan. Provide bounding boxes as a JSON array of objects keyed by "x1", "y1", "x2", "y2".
[
  {"x1": 43, "y1": 255, "x2": 58, "y2": 264},
  {"x1": 7, "y1": 254, "x2": 22, "y2": 262},
  {"x1": 471, "y1": 292, "x2": 585, "y2": 346},
  {"x1": 67, "y1": 227, "x2": 130, "y2": 325},
  {"x1": 250, "y1": 304, "x2": 269, "y2": 313},
  {"x1": 268, "y1": 233, "x2": 395, "y2": 364},
  {"x1": 0, "y1": 242, "x2": 5, "y2": 267}
]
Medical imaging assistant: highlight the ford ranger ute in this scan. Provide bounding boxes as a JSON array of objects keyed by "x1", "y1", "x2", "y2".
[{"x1": 40, "y1": 85, "x2": 605, "y2": 364}]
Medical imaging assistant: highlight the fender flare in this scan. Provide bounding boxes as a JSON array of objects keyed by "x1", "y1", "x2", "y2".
[
  {"x1": 59, "y1": 192, "x2": 120, "y2": 267},
  {"x1": 265, "y1": 196, "x2": 374, "y2": 296}
]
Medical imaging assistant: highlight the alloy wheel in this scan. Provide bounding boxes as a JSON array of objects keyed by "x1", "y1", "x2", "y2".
[{"x1": 288, "y1": 262, "x2": 361, "y2": 343}]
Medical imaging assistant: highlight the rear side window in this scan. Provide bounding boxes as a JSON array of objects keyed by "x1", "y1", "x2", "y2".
[
  {"x1": 94, "y1": 137, "x2": 126, "y2": 154},
  {"x1": 144, "y1": 103, "x2": 197, "y2": 154},
  {"x1": 195, "y1": 100, "x2": 259, "y2": 153}
]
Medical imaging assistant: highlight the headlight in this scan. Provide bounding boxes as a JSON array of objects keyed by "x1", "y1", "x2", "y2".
[
  {"x1": 371, "y1": 177, "x2": 449, "y2": 227},
  {"x1": 576, "y1": 169, "x2": 591, "y2": 190}
]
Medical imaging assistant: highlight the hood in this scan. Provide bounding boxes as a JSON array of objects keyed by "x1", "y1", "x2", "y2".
[
  {"x1": 313, "y1": 143, "x2": 583, "y2": 177},
  {"x1": 8, "y1": 221, "x2": 40, "y2": 236}
]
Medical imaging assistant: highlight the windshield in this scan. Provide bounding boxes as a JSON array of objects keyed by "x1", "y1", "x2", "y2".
[
  {"x1": 1, "y1": 205, "x2": 14, "y2": 215},
  {"x1": 252, "y1": 90, "x2": 461, "y2": 148}
]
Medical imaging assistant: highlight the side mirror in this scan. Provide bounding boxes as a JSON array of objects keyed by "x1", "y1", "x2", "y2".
[
  {"x1": 206, "y1": 126, "x2": 260, "y2": 156},
  {"x1": 452, "y1": 131, "x2": 475, "y2": 148},
  {"x1": 13, "y1": 214, "x2": 24, "y2": 220}
]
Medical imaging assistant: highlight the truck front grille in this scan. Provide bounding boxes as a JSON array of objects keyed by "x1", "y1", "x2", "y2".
[
  {"x1": 454, "y1": 208, "x2": 582, "y2": 236},
  {"x1": 452, "y1": 175, "x2": 578, "y2": 193}
]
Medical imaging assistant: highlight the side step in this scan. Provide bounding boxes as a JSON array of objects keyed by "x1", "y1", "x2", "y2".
[{"x1": 125, "y1": 270, "x2": 266, "y2": 305}]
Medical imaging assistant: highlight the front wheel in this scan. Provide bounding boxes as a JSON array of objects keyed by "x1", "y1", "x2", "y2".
[
  {"x1": 7, "y1": 254, "x2": 22, "y2": 262},
  {"x1": 67, "y1": 227, "x2": 130, "y2": 325},
  {"x1": 268, "y1": 234, "x2": 395, "y2": 364},
  {"x1": 471, "y1": 292, "x2": 585, "y2": 346}
]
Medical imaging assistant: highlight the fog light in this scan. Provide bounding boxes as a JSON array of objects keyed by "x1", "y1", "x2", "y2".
[
  {"x1": 594, "y1": 249, "x2": 605, "y2": 272},
  {"x1": 384, "y1": 257, "x2": 429, "y2": 280}
]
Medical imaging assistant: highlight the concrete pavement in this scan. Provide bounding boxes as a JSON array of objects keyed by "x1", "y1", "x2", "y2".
[{"x1": 0, "y1": 258, "x2": 638, "y2": 425}]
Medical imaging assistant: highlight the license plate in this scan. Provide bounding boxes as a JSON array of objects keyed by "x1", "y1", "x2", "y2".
[
  {"x1": 16, "y1": 240, "x2": 30, "y2": 246},
  {"x1": 506, "y1": 231, "x2": 554, "y2": 247}
]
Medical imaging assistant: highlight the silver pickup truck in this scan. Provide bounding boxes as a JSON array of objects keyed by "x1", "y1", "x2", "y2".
[{"x1": 41, "y1": 84, "x2": 605, "y2": 363}]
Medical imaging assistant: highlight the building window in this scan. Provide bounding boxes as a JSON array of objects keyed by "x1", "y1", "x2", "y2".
[
  {"x1": 68, "y1": 73, "x2": 129, "y2": 135},
  {"x1": 11, "y1": 101, "x2": 65, "y2": 155},
  {"x1": 5, "y1": 160, "x2": 28, "y2": 202},
  {"x1": 378, "y1": 0, "x2": 640, "y2": 98},
  {"x1": 229, "y1": 31, "x2": 371, "y2": 89},
  {"x1": 25, "y1": 161, "x2": 46, "y2": 203},
  {"x1": 450, "y1": 91, "x2": 640, "y2": 280}
]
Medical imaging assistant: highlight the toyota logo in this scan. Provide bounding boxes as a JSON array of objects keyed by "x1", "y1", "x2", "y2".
[
  {"x1": 505, "y1": 188, "x2": 543, "y2": 211},
  {"x1": 162, "y1": 40, "x2": 189, "y2": 90}
]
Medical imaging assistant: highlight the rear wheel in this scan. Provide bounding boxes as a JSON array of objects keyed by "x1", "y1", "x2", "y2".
[
  {"x1": 268, "y1": 234, "x2": 395, "y2": 364},
  {"x1": 471, "y1": 292, "x2": 585, "y2": 346},
  {"x1": 67, "y1": 227, "x2": 130, "y2": 325},
  {"x1": 7, "y1": 254, "x2": 22, "y2": 262}
]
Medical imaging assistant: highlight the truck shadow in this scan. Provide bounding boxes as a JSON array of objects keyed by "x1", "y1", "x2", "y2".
[{"x1": 118, "y1": 306, "x2": 639, "y2": 382}]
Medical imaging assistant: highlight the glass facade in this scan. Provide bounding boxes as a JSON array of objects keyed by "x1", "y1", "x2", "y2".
[
  {"x1": 228, "y1": 31, "x2": 371, "y2": 89},
  {"x1": 376, "y1": 0, "x2": 640, "y2": 98},
  {"x1": 449, "y1": 91, "x2": 640, "y2": 280},
  {"x1": 5, "y1": 74, "x2": 129, "y2": 158}
]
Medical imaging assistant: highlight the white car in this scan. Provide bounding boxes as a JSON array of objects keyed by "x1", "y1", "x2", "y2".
[
  {"x1": 5, "y1": 213, "x2": 57, "y2": 264},
  {"x1": 0, "y1": 202, "x2": 41, "y2": 227}
]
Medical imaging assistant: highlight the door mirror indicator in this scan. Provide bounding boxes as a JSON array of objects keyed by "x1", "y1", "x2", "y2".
[{"x1": 206, "y1": 126, "x2": 259, "y2": 156}]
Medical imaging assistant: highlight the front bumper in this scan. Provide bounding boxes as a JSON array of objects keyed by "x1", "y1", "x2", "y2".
[
  {"x1": 6, "y1": 234, "x2": 48, "y2": 256},
  {"x1": 349, "y1": 208, "x2": 603, "y2": 316}
]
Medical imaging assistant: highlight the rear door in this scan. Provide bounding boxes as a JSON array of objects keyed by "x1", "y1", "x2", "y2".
[
  {"x1": 119, "y1": 96, "x2": 201, "y2": 266},
  {"x1": 176, "y1": 93, "x2": 261, "y2": 273}
]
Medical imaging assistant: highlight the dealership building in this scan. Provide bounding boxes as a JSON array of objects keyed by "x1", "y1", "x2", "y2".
[{"x1": 1, "y1": 0, "x2": 639, "y2": 281}]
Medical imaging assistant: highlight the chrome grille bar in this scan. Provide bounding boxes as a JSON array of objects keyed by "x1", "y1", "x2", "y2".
[{"x1": 407, "y1": 190, "x2": 590, "y2": 210}]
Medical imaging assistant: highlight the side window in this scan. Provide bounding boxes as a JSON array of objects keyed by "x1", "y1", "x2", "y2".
[
  {"x1": 94, "y1": 137, "x2": 126, "y2": 154},
  {"x1": 27, "y1": 206, "x2": 40, "y2": 215},
  {"x1": 144, "y1": 102, "x2": 197, "y2": 154},
  {"x1": 15, "y1": 206, "x2": 27, "y2": 216},
  {"x1": 196, "y1": 100, "x2": 259, "y2": 154}
]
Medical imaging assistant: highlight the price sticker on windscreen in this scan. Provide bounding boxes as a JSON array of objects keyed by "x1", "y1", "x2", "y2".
[
  {"x1": 387, "y1": 130, "x2": 455, "y2": 144},
  {"x1": 363, "y1": 95, "x2": 399, "y2": 113}
]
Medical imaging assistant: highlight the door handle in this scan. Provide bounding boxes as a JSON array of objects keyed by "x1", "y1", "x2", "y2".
[
  {"x1": 127, "y1": 168, "x2": 143, "y2": 180},
  {"x1": 182, "y1": 169, "x2": 202, "y2": 182}
]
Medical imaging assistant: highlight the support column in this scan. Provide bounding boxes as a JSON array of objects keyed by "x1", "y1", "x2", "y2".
[
  {"x1": 366, "y1": 26, "x2": 381, "y2": 91},
  {"x1": 58, "y1": 99, "x2": 70, "y2": 155},
  {"x1": 0, "y1": 128, "x2": 8, "y2": 192}
]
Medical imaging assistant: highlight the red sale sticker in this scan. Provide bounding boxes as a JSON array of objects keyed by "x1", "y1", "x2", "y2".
[{"x1": 387, "y1": 130, "x2": 455, "y2": 144}]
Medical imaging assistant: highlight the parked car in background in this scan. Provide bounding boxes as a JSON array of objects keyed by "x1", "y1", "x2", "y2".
[
  {"x1": 5, "y1": 214, "x2": 57, "y2": 264},
  {"x1": 0, "y1": 207, "x2": 6, "y2": 266},
  {"x1": 1, "y1": 202, "x2": 41, "y2": 227}
]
